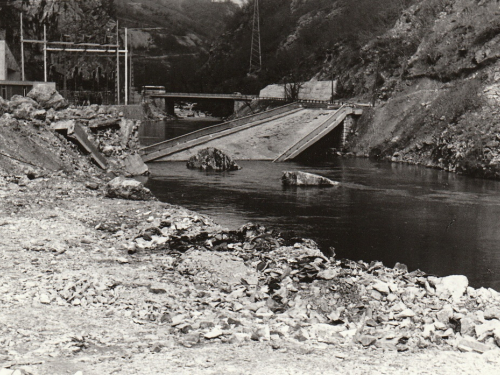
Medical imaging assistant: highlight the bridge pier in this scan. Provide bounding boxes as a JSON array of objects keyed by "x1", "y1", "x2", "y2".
[
  {"x1": 341, "y1": 115, "x2": 356, "y2": 149},
  {"x1": 234, "y1": 100, "x2": 247, "y2": 114},
  {"x1": 164, "y1": 98, "x2": 175, "y2": 116}
]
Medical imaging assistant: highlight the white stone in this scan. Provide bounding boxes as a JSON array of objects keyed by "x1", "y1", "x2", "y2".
[
  {"x1": 475, "y1": 319, "x2": 500, "y2": 340},
  {"x1": 309, "y1": 323, "x2": 346, "y2": 344},
  {"x1": 431, "y1": 275, "x2": 468, "y2": 301},
  {"x1": 372, "y1": 281, "x2": 390, "y2": 295},
  {"x1": 422, "y1": 324, "x2": 435, "y2": 338},
  {"x1": 317, "y1": 268, "x2": 337, "y2": 280},
  {"x1": 204, "y1": 327, "x2": 223, "y2": 339},
  {"x1": 396, "y1": 309, "x2": 416, "y2": 319},
  {"x1": 39, "y1": 293, "x2": 51, "y2": 304}
]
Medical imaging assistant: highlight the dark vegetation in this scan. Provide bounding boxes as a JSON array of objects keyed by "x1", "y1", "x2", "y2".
[
  {"x1": 204, "y1": 0, "x2": 417, "y2": 94},
  {"x1": 114, "y1": 0, "x2": 237, "y2": 91},
  {"x1": 1, "y1": 0, "x2": 116, "y2": 86}
]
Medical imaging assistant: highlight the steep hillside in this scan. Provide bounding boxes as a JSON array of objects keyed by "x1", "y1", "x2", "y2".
[
  {"x1": 204, "y1": 0, "x2": 416, "y2": 94},
  {"x1": 345, "y1": 0, "x2": 500, "y2": 179}
]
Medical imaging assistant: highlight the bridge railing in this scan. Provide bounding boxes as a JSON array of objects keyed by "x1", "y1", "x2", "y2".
[
  {"x1": 259, "y1": 97, "x2": 372, "y2": 107},
  {"x1": 149, "y1": 92, "x2": 257, "y2": 100},
  {"x1": 140, "y1": 102, "x2": 303, "y2": 155},
  {"x1": 147, "y1": 92, "x2": 372, "y2": 107}
]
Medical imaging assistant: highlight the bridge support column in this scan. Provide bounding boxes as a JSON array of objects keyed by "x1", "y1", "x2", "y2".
[
  {"x1": 341, "y1": 115, "x2": 356, "y2": 149},
  {"x1": 234, "y1": 100, "x2": 246, "y2": 114},
  {"x1": 165, "y1": 99, "x2": 175, "y2": 116}
]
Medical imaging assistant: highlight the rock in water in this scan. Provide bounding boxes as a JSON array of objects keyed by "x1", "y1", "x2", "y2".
[
  {"x1": 27, "y1": 85, "x2": 68, "y2": 110},
  {"x1": 105, "y1": 176, "x2": 155, "y2": 201},
  {"x1": 187, "y1": 147, "x2": 241, "y2": 171},
  {"x1": 281, "y1": 171, "x2": 339, "y2": 186}
]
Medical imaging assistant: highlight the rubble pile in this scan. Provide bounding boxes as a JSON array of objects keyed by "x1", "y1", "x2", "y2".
[
  {"x1": 78, "y1": 202, "x2": 500, "y2": 355},
  {"x1": 0, "y1": 89, "x2": 147, "y2": 177},
  {"x1": 49, "y1": 105, "x2": 147, "y2": 176}
]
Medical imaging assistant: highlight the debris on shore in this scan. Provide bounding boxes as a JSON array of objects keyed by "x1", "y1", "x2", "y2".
[
  {"x1": 0, "y1": 88, "x2": 148, "y2": 178},
  {"x1": 1, "y1": 89, "x2": 500, "y2": 374},
  {"x1": 1, "y1": 173, "x2": 500, "y2": 374}
]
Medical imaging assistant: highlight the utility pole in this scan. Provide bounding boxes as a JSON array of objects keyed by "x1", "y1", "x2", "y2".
[
  {"x1": 125, "y1": 27, "x2": 128, "y2": 105},
  {"x1": 116, "y1": 20, "x2": 120, "y2": 105},
  {"x1": 20, "y1": 13, "x2": 25, "y2": 81},
  {"x1": 43, "y1": 25, "x2": 47, "y2": 82},
  {"x1": 249, "y1": 0, "x2": 261, "y2": 75},
  {"x1": 371, "y1": 54, "x2": 380, "y2": 107}
]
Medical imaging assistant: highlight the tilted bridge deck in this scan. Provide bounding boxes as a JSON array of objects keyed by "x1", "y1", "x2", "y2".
[
  {"x1": 140, "y1": 102, "x2": 305, "y2": 162},
  {"x1": 273, "y1": 105, "x2": 363, "y2": 162},
  {"x1": 140, "y1": 102, "x2": 364, "y2": 163}
]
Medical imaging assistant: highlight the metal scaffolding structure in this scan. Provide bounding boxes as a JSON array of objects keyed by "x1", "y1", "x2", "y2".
[{"x1": 20, "y1": 14, "x2": 130, "y2": 104}]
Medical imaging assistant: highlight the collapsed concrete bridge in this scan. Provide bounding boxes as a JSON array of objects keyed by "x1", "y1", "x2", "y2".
[{"x1": 140, "y1": 102, "x2": 364, "y2": 163}]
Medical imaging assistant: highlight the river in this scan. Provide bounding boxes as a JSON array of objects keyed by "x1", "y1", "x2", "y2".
[
  {"x1": 139, "y1": 117, "x2": 222, "y2": 146},
  {"x1": 139, "y1": 120, "x2": 500, "y2": 290}
]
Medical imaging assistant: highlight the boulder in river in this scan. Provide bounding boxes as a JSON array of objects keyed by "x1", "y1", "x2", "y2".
[
  {"x1": 187, "y1": 147, "x2": 241, "y2": 171},
  {"x1": 105, "y1": 176, "x2": 155, "y2": 201},
  {"x1": 281, "y1": 171, "x2": 339, "y2": 186}
]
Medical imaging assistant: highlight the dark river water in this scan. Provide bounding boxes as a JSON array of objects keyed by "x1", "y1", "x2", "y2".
[
  {"x1": 140, "y1": 158, "x2": 500, "y2": 290},
  {"x1": 139, "y1": 118, "x2": 221, "y2": 146}
]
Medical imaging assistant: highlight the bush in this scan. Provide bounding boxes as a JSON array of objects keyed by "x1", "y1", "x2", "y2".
[{"x1": 428, "y1": 78, "x2": 483, "y2": 123}]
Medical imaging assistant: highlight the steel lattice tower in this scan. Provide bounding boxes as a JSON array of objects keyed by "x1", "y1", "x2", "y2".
[{"x1": 249, "y1": 0, "x2": 262, "y2": 75}]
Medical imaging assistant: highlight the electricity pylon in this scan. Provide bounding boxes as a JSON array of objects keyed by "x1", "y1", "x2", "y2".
[{"x1": 249, "y1": 0, "x2": 261, "y2": 75}]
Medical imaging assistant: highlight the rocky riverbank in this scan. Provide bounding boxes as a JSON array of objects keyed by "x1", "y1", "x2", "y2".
[{"x1": 1, "y1": 169, "x2": 500, "y2": 374}]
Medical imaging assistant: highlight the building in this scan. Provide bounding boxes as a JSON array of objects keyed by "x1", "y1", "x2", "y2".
[
  {"x1": 0, "y1": 33, "x2": 21, "y2": 81},
  {"x1": 0, "y1": 33, "x2": 55, "y2": 100}
]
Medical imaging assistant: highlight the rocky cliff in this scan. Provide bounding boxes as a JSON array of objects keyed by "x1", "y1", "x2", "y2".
[{"x1": 345, "y1": 0, "x2": 500, "y2": 179}]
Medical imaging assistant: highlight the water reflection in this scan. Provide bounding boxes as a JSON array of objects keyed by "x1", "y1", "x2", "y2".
[{"x1": 142, "y1": 158, "x2": 500, "y2": 290}]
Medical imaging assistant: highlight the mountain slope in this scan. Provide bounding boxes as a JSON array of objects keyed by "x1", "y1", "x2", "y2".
[
  {"x1": 115, "y1": 1, "x2": 237, "y2": 53},
  {"x1": 114, "y1": 0, "x2": 238, "y2": 90}
]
